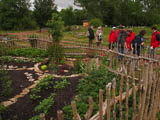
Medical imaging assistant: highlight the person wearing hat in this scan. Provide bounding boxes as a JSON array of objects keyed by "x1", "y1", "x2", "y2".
[
  {"x1": 96, "y1": 26, "x2": 103, "y2": 47},
  {"x1": 108, "y1": 26, "x2": 117, "y2": 49}
]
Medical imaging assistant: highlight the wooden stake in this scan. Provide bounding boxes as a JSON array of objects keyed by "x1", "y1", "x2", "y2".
[
  {"x1": 143, "y1": 62, "x2": 153, "y2": 120},
  {"x1": 40, "y1": 113, "x2": 45, "y2": 120},
  {"x1": 71, "y1": 101, "x2": 81, "y2": 120},
  {"x1": 106, "y1": 83, "x2": 111, "y2": 120},
  {"x1": 137, "y1": 64, "x2": 149, "y2": 120},
  {"x1": 57, "y1": 110, "x2": 64, "y2": 120},
  {"x1": 132, "y1": 71, "x2": 136, "y2": 120},
  {"x1": 99, "y1": 89, "x2": 103, "y2": 120},
  {"x1": 119, "y1": 75, "x2": 124, "y2": 120},
  {"x1": 125, "y1": 74, "x2": 129, "y2": 120},
  {"x1": 85, "y1": 96, "x2": 94, "y2": 120},
  {"x1": 112, "y1": 78, "x2": 117, "y2": 120}
]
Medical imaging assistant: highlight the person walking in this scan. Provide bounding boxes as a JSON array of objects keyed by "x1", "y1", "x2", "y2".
[
  {"x1": 150, "y1": 26, "x2": 160, "y2": 59},
  {"x1": 96, "y1": 26, "x2": 103, "y2": 47},
  {"x1": 131, "y1": 30, "x2": 146, "y2": 56},
  {"x1": 108, "y1": 27, "x2": 117, "y2": 49},
  {"x1": 88, "y1": 26, "x2": 95, "y2": 47},
  {"x1": 117, "y1": 25, "x2": 127, "y2": 60},
  {"x1": 126, "y1": 29, "x2": 135, "y2": 54}
]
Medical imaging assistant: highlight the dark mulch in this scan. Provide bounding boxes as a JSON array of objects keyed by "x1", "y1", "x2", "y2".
[
  {"x1": 4, "y1": 61, "x2": 35, "y2": 68},
  {"x1": 4, "y1": 76, "x2": 82, "y2": 120},
  {"x1": 0, "y1": 70, "x2": 38, "y2": 102}
]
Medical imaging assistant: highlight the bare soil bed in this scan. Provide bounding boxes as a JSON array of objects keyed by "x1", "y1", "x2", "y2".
[{"x1": 4, "y1": 76, "x2": 82, "y2": 120}]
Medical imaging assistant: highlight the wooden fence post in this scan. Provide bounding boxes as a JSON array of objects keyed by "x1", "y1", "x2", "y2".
[
  {"x1": 143, "y1": 62, "x2": 153, "y2": 120},
  {"x1": 106, "y1": 83, "x2": 111, "y2": 120},
  {"x1": 132, "y1": 71, "x2": 136, "y2": 120},
  {"x1": 119, "y1": 75, "x2": 124, "y2": 120},
  {"x1": 40, "y1": 113, "x2": 45, "y2": 120},
  {"x1": 57, "y1": 110, "x2": 64, "y2": 120},
  {"x1": 137, "y1": 64, "x2": 149, "y2": 120},
  {"x1": 112, "y1": 78, "x2": 116, "y2": 120},
  {"x1": 71, "y1": 101, "x2": 81, "y2": 120},
  {"x1": 125, "y1": 74, "x2": 129, "y2": 120},
  {"x1": 109, "y1": 52, "x2": 112, "y2": 69},
  {"x1": 85, "y1": 96, "x2": 94, "y2": 120},
  {"x1": 99, "y1": 89, "x2": 103, "y2": 120}
]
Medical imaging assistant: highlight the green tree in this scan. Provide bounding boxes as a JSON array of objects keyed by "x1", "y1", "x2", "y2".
[
  {"x1": 33, "y1": 0, "x2": 57, "y2": 30},
  {"x1": 60, "y1": 7, "x2": 75, "y2": 26},
  {"x1": 47, "y1": 13, "x2": 64, "y2": 62},
  {"x1": 0, "y1": 0, "x2": 33, "y2": 30}
]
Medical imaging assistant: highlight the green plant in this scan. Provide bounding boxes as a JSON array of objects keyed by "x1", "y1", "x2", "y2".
[
  {"x1": 74, "y1": 59, "x2": 87, "y2": 73},
  {"x1": 41, "y1": 65, "x2": 47, "y2": 71},
  {"x1": 63, "y1": 66, "x2": 120, "y2": 120},
  {"x1": 30, "y1": 75, "x2": 54, "y2": 100},
  {"x1": 29, "y1": 115, "x2": 40, "y2": 120},
  {"x1": 54, "y1": 77, "x2": 70, "y2": 89},
  {"x1": 0, "y1": 104, "x2": 8, "y2": 114},
  {"x1": 34, "y1": 93, "x2": 56, "y2": 114},
  {"x1": 0, "y1": 70, "x2": 12, "y2": 97},
  {"x1": 49, "y1": 63, "x2": 58, "y2": 72},
  {"x1": 16, "y1": 58, "x2": 23, "y2": 63}
]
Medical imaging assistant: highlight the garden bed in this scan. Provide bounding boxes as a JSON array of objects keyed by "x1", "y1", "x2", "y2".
[
  {"x1": 0, "y1": 70, "x2": 38, "y2": 102},
  {"x1": 4, "y1": 76, "x2": 82, "y2": 120}
]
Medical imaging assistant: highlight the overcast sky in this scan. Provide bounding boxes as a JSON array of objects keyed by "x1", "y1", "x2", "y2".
[{"x1": 31, "y1": 0, "x2": 80, "y2": 11}]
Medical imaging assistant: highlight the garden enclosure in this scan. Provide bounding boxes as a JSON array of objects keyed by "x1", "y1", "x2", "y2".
[{"x1": 0, "y1": 33, "x2": 160, "y2": 120}]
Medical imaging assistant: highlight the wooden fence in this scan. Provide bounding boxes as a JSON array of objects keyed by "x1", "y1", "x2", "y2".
[{"x1": 0, "y1": 38, "x2": 160, "y2": 120}]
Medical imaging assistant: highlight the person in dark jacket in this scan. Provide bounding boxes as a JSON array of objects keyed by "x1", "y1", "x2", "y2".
[
  {"x1": 88, "y1": 26, "x2": 95, "y2": 47},
  {"x1": 131, "y1": 30, "x2": 146, "y2": 56},
  {"x1": 117, "y1": 26, "x2": 127, "y2": 60}
]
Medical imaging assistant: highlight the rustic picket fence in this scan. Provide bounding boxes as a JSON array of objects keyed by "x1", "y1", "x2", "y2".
[
  {"x1": 37, "y1": 49, "x2": 160, "y2": 120},
  {"x1": 0, "y1": 38, "x2": 160, "y2": 120}
]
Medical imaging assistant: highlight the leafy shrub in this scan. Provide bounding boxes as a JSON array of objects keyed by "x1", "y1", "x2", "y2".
[
  {"x1": 54, "y1": 77, "x2": 70, "y2": 89},
  {"x1": 34, "y1": 93, "x2": 56, "y2": 114},
  {"x1": 0, "y1": 104, "x2": 8, "y2": 114},
  {"x1": 89, "y1": 18, "x2": 103, "y2": 28},
  {"x1": 7, "y1": 48, "x2": 48, "y2": 58},
  {"x1": 74, "y1": 59, "x2": 87, "y2": 73},
  {"x1": 63, "y1": 66, "x2": 120, "y2": 120},
  {"x1": 41, "y1": 65, "x2": 47, "y2": 71},
  {"x1": 47, "y1": 44, "x2": 64, "y2": 63}
]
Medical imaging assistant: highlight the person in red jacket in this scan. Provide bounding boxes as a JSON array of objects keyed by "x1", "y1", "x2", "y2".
[
  {"x1": 150, "y1": 26, "x2": 160, "y2": 59},
  {"x1": 108, "y1": 27, "x2": 117, "y2": 49},
  {"x1": 126, "y1": 29, "x2": 135, "y2": 53}
]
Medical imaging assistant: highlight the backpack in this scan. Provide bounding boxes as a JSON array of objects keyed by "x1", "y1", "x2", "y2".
[
  {"x1": 156, "y1": 33, "x2": 160, "y2": 41},
  {"x1": 98, "y1": 33, "x2": 102, "y2": 41}
]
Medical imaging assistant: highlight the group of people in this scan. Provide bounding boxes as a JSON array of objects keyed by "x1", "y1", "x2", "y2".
[{"x1": 88, "y1": 25, "x2": 160, "y2": 59}]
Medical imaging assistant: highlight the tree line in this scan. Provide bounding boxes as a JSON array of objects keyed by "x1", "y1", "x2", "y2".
[{"x1": 0, "y1": 0, "x2": 159, "y2": 31}]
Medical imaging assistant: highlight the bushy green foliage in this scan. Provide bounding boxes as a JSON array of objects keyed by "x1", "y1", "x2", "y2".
[
  {"x1": 63, "y1": 66, "x2": 120, "y2": 120},
  {"x1": 89, "y1": 18, "x2": 103, "y2": 28},
  {"x1": 6, "y1": 48, "x2": 48, "y2": 58},
  {"x1": 30, "y1": 75, "x2": 54, "y2": 100},
  {"x1": 0, "y1": 70, "x2": 12, "y2": 97},
  {"x1": 74, "y1": 59, "x2": 87, "y2": 73},
  {"x1": 54, "y1": 77, "x2": 70, "y2": 89},
  {"x1": 34, "y1": 93, "x2": 56, "y2": 114},
  {"x1": 0, "y1": 104, "x2": 8, "y2": 114}
]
